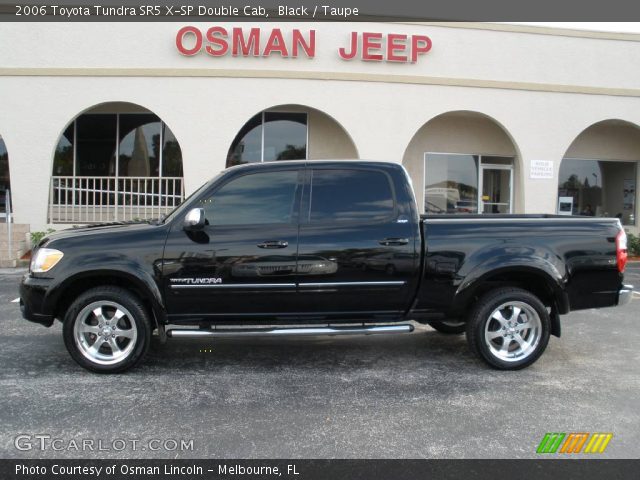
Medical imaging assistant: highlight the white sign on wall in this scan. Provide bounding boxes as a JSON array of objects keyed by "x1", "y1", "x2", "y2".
[
  {"x1": 530, "y1": 160, "x2": 554, "y2": 179},
  {"x1": 557, "y1": 196, "x2": 574, "y2": 215}
]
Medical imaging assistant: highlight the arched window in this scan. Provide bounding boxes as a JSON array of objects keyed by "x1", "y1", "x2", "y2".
[
  {"x1": 402, "y1": 111, "x2": 520, "y2": 215},
  {"x1": 50, "y1": 103, "x2": 183, "y2": 223},
  {"x1": 227, "y1": 112, "x2": 307, "y2": 167},
  {"x1": 558, "y1": 120, "x2": 639, "y2": 226}
]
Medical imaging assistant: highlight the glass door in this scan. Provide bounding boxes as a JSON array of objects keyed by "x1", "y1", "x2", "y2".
[{"x1": 480, "y1": 166, "x2": 513, "y2": 214}]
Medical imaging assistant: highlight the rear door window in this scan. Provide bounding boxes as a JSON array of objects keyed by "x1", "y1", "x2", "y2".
[{"x1": 308, "y1": 169, "x2": 395, "y2": 223}]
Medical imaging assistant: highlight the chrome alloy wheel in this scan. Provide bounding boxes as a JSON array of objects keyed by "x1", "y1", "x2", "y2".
[
  {"x1": 73, "y1": 301, "x2": 138, "y2": 366},
  {"x1": 483, "y1": 301, "x2": 542, "y2": 363}
]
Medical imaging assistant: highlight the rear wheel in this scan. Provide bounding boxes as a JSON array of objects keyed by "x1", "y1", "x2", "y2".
[
  {"x1": 466, "y1": 287, "x2": 550, "y2": 370},
  {"x1": 63, "y1": 286, "x2": 151, "y2": 373},
  {"x1": 429, "y1": 319, "x2": 466, "y2": 335}
]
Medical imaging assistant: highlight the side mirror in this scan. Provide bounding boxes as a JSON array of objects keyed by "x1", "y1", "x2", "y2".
[{"x1": 183, "y1": 208, "x2": 206, "y2": 231}]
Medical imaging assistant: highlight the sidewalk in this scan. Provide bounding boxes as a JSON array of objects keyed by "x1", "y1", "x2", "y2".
[{"x1": 0, "y1": 268, "x2": 27, "y2": 275}]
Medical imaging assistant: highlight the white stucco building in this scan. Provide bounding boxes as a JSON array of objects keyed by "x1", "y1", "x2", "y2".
[{"x1": 0, "y1": 21, "x2": 639, "y2": 252}]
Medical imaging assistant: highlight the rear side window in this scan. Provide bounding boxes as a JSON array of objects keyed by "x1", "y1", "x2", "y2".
[
  {"x1": 205, "y1": 170, "x2": 299, "y2": 226},
  {"x1": 309, "y1": 169, "x2": 395, "y2": 223}
]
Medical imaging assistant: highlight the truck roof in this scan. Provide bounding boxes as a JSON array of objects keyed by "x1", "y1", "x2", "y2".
[{"x1": 226, "y1": 159, "x2": 402, "y2": 171}]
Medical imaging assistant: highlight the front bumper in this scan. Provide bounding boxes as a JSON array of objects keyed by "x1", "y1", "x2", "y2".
[
  {"x1": 618, "y1": 284, "x2": 634, "y2": 307},
  {"x1": 19, "y1": 274, "x2": 55, "y2": 327}
]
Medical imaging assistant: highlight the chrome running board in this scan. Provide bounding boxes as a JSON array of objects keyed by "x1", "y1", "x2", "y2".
[{"x1": 166, "y1": 324, "x2": 414, "y2": 338}]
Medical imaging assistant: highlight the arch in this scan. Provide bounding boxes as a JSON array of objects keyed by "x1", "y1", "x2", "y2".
[
  {"x1": 558, "y1": 119, "x2": 640, "y2": 225},
  {"x1": 226, "y1": 104, "x2": 358, "y2": 168},
  {"x1": 402, "y1": 110, "x2": 522, "y2": 214},
  {"x1": 562, "y1": 119, "x2": 640, "y2": 161},
  {"x1": 0, "y1": 134, "x2": 10, "y2": 219},
  {"x1": 49, "y1": 102, "x2": 184, "y2": 224}
]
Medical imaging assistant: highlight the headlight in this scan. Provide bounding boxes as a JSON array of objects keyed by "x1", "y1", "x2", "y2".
[{"x1": 30, "y1": 248, "x2": 64, "y2": 273}]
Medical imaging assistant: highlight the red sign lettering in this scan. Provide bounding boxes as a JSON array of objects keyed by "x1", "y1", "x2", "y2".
[
  {"x1": 361, "y1": 32, "x2": 383, "y2": 61},
  {"x1": 387, "y1": 34, "x2": 408, "y2": 62},
  {"x1": 175, "y1": 27, "x2": 432, "y2": 63},
  {"x1": 411, "y1": 35, "x2": 432, "y2": 62},
  {"x1": 262, "y1": 29, "x2": 288, "y2": 57},
  {"x1": 175, "y1": 26, "x2": 202, "y2": 56},
  {"x1": 338, "y1": 31, "x2": 432, "y2": 63},
  {"x1": 338, "y1": 32, "x2": 358, "y2": 60},
  {"x1": 232, "y1": 27, "x2": 260, "y2": 56},
  {"x1": 205, "y1": 26, "x2": 228, "y2": 57},
  {"x1": 176, "y1": 26, "x2": 316, "y2": 59}
]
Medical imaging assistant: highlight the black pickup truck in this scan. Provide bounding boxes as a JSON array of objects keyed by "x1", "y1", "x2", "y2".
[{"x1": 20, "y1": 161, "x2": 633, "y2": 372}]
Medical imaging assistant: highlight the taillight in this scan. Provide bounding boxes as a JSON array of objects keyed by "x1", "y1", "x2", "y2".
[{"x1": 616, "y1": 229, "x2": 628, "y2": 273}]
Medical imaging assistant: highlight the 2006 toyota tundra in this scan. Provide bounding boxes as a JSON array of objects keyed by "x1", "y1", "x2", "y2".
[{"x1": 20, "y1": 161, "x2": 633, "y2": 372}]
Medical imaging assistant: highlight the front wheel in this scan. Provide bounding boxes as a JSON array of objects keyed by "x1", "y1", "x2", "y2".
[
  {"x1": 466, "y1": 287, "x2": 550, "y2": 370},
  {"x1": 63, "y1": 286, "x2": 151, "y2": 373}
]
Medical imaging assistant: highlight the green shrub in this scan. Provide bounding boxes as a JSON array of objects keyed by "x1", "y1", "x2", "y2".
[
  {"x1": 30, "y1": 229, "x2": 55, "y2": 247},
  {"x1": 628, "y1": 233, "x2": 640, "y2": 257}
]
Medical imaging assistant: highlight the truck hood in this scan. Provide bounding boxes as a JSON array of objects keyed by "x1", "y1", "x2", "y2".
[{"x1": 39, "y1": 221, "x2": 163, "y2": 248}]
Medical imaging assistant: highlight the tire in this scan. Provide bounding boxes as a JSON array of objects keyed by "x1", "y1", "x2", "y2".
[
  {"x1": 466, "y1": 287, "x2": 550, "y2": 370},
  {"x1": 429, "y1": 319, "x2": 466, "y2": 335},
  {"x1": 62, "y1": 286, "x2": 152, "y2": 373}
]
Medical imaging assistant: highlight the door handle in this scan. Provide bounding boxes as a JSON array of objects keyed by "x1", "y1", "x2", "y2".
[
  {"x1": 379, "y1": 238, "x2": 409, "y2": 246},
  {"x1": 257, "y1": 240, "x2": 289, "y2": 249}
]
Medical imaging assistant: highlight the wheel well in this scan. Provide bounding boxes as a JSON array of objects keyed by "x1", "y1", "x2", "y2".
[
  {"x1": 466, "y1": 270, "x2": 562, "y2": 337},
  {"x1": 471, "y1": 271, "x2": 556, "y2": 308},
  {"x1": 54, "y1": 275, "x2": 157, "y2": 328}
]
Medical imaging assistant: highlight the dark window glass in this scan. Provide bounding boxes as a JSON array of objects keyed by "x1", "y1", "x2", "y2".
[
  {"x1": 76, "y1": 114, "x2": 117, "y2": 176},
  {"x1": 558, "y1": 159, "x2": 602, "y2": 217},
  {"x1": 309, "y1": 169, "x2": 394, "y2": 223},
  {"x1": 203, "y1": 170, "x2": 299, "y2": 226},
  {"x1": 162, "y1": 126, "x2": 183, "y2": 177},
  {"x1": 53, "y1": 124, "x2": 74, "y2": 176},
  {"x1": 227, "y1": 114, "x2": 262, "y2": 167},
  {"x1": 263, "y1": 112, "x2": 307, "y2": 161},
  {"x1": 61, "y1": 113, "x2": 183, "y2": 179},
  {"x1": 49, "y1": 109, "x2": 185, "y2": 221},
  {"x1": 425, "y1": 154, "x2": 478, "y2": 214},
  {"x1": 481, "y1": 156, "x2": 513, "y2": 165},
  {"x1": 558, "y1": 159, "x2": 636, "y2": 225},
  {"x1": 226, "y1": 112, "x2": 307, "y2": 167},
  {"x1": 118, "y1": 114, "x2": 160, "y2": 177},
  {"x1": 0, "y1": 137, "x2": 9, "y2": 210},
  {"x1": 481, "y1": 168, "x2": 512, "y2": 214}
]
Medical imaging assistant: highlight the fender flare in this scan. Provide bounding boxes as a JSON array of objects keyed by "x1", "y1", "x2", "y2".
[
  {"x1": 455, "y1": 261, "x2": 567, "y2": 338},
  {"x1": 44, "y1": 267, "x2": 167, "y2": 326}
]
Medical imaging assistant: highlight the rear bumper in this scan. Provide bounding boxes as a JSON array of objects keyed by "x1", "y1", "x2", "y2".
[
  {"x1": 618, "y1": 284, "x2": 634, "y2": 307},
  {"x1": 19, "y1": 274, "x2": 55, "y2": 327}
]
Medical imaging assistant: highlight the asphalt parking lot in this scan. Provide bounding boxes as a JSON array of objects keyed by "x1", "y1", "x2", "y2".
[{"x1": 0, "y1": 265, "x2": 639, "y2": 459}]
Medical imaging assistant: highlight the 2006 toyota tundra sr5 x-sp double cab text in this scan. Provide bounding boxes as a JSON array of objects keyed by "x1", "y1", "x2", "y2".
[{"x1": 20, "y1": 161, "x2": 633, "y2": 372}]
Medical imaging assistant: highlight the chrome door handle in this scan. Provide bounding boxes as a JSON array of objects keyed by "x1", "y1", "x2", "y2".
[
  {"x1": 257, "y1": 240, "x2": 289, "y2": 249},
  {"x1": 379, "y1": 238, "x2": 409, "y2": 246}
]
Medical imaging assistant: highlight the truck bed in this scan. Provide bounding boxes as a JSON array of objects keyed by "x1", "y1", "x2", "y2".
[{"x1": 414, "y1": 214, "x2": 624, "y2": 318}]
